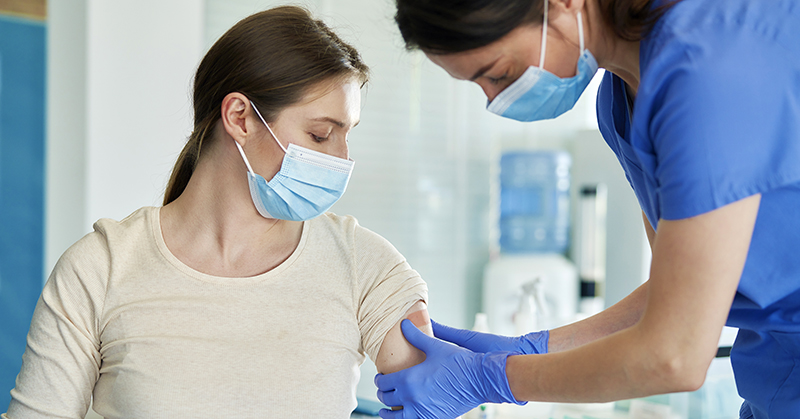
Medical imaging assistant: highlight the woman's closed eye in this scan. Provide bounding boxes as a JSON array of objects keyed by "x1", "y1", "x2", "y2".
[
  {"x1": 487, "y1": 72, "x2": 508, "y2": 85},
  {"x1": 309, "y1": 132, "x2": 330, "y2": 142}
]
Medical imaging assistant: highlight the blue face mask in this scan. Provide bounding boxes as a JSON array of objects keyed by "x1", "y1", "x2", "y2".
[
  {"x1": 234, "y1": 101, "x2": 355, "y2": 221},
  {"x1": 486, "y1": 3, "x2": 599, "y2": 122}
]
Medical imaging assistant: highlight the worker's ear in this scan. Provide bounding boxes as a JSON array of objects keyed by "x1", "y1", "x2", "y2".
[
  {"x1": 549, "y1": 0, "x2": 585, "y2": 16},
  {"x1": 545, "y1": 0, "x2": 587, "y2": 48},
  {"x1": 220, "y1": 92, "x2": 251, "y2": 148}
]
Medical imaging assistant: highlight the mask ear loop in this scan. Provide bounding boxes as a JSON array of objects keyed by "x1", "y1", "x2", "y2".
[
  {"x1": 539, "y1": 0, "x2": 548, "y2": 70},
  {"x1": 249, "y1": 100, "x2": 287, "y2": 153},
  {"x1": 540, "y1": 2, "x2": 585, "y2": 69},
  {"x1": 234, "y1": 141, "x2": 256, "y2": 175},
  {"x1": 234, "y1": 100, "x2": 288, "y2": 175}
]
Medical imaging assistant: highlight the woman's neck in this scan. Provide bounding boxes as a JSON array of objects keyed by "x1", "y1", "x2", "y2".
[
  {"x1": 601, "y1": 39, "x2": 640, "y2": 95},
  {"x1": 160, "y1": 139, "x2": 303, "y2": 278},
  {"x1": 585, "y1": 0, "x2": 641, "y2": 94}
]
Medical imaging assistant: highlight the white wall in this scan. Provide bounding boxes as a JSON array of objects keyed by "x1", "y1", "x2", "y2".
[
  {"x1": 46, "y1": 0, "x2": 88, "y2": 275},
  {"x1": 84, "y1": 1, "x2": 204, "y2": 226},
  {"x1": 46, "y1": 0, "x2": 205, "y2": 273}
]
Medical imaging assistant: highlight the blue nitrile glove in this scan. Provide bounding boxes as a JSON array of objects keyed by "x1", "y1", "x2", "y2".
[
  {"x1": 374, "y1": 319, "x2": 525, "y2": 419},
  {"x1": 432, "y1": 319, "x2": 549, "y2": 355}
]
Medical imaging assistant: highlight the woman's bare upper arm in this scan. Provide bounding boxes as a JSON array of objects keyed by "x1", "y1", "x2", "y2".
[{"x1": 374, "y1": 300, "x2": 431, "y2": 374}]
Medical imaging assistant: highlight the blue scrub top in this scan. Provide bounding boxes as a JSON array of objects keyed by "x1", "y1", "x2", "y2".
[{"x1": 596, "y1": 1, "x2": 800, "y2": 417}]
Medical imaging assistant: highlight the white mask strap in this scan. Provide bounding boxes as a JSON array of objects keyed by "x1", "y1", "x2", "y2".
[
  {"x1": 249, "y1": 100, "x2": 287, "y2": 153},
  {"x1": 539, "y1": 0, "x2": 548, "y2": 69},
  {"x1": 540, "y1": 3, "x2": 586, "y2": 69},
  {"x1": 234, "y1": 141, "x2": 255, "y2": 175}
]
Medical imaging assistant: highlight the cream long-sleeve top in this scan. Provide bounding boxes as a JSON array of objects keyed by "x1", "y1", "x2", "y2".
[{"x1": 3, "y1": 207, "x2": 427, "y2": 419}]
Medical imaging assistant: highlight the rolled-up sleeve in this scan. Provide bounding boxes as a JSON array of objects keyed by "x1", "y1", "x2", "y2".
[{"x1": 353, "y1": 226, "x2": 427, "y2": 362}]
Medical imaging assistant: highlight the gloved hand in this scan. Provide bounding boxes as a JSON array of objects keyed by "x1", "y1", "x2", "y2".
[
  {"x1": 432, "y1": 319, "x2": 549, "y2": 355},
  {"x1": 375, "y1": 319, "x2": 525, "y2": 419}
]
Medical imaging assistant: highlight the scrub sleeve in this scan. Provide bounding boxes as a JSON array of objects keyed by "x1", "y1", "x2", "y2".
[{"x1": 596, "y1": 1, "x2": 800, "y2": 417}]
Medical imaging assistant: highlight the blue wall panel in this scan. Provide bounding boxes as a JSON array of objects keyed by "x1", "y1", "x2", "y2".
[{"x1": 0, "y1": 16, "x2": 46, "y2": 410}]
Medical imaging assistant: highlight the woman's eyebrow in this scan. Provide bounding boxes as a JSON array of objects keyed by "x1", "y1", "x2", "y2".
[
  {"x1": 470, "y1": 57, "x2": 501, "y2": 81},
  {"x1": 311, "y1": 116, "x2": 359, "y2": 128}
]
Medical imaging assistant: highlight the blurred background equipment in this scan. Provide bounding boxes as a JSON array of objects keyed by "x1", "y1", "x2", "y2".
[
  {"x1": 577, "y1": 183, "x2": 608, "y2": 316},
  {"x1": 484, "y1": 150, "x2": 579, "y2": 339}
]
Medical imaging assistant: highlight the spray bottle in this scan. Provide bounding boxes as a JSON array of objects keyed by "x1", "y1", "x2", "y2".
[{"x1": 514, "y1": 276, "x2": 548, "y2": 334}]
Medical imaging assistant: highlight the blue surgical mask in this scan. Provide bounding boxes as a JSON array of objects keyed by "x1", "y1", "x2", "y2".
[
  {"x1": 487, "y1": 1, "x2": 598, "y2": 122},
  {"x1": 234, "y1": 101, "x2": 355, "y2": 221}
]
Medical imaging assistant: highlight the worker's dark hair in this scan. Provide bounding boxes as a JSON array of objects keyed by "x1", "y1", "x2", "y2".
[
  {"x1": 164, "y1": 6, "x2": 369, "y2": 205},
  {"x1": 394, "y1": 0, "x2": 679, "y2": 54}
]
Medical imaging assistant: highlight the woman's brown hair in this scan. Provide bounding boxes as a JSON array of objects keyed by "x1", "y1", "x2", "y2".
[
  {"x1": 394, "y1": 0, "x2": 678, "y2": 54},
  {"x1": 163, "y1": 6, "x2": 369, "y2": 205}
]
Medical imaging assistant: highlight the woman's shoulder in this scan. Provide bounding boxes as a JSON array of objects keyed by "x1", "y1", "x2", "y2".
[
  {"x1": 45, "y1": 208, "x2": 150, "y2": 308},
  {"x1": 313, "y1": 212, "x2": 403, "y2": 259},
  {"x1": 91, "y1": 206, "x2": 155, "y2": 240},
  {"x1": 313, "y1": 211, "x2": 359, "y2": 232},
  {"x1": 313, "y1": 212, "x2": 378, "y2": 240},
  {"x1": 59, "y1": 207, "x2": 156, "y2": 270}
]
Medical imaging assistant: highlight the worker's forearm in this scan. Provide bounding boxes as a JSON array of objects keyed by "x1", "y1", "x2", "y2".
[
  {"x1": 547, "y1": 281, "x2": 648, "y2": 352},
  {"x1": 506, "y1": 322, "x2": 696, "y2": 403}
]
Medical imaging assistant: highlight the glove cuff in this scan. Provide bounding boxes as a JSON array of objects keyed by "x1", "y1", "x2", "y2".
[
  {"x1": 478, "y1": 351, "x2": 528, "y2": 406},
  {"x1": 519, "y1": 330, "x2": 549, "y2": 354}
]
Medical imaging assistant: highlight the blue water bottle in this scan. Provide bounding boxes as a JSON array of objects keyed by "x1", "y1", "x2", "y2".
[{"x1": 499, "y1": 151, "x2": 571, "y2": 254}]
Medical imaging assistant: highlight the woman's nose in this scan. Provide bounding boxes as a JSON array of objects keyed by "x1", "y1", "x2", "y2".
[
  {"x1": 336, "y1": 138, "x2": 349, "y2": 160},
  {"x1": 477, "y1": 81, "x2": 502, "y2": 103}
]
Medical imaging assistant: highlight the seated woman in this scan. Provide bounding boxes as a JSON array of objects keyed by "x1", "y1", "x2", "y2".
[{"x1": 3, "y1": 6, "x2": 431, "y2": 418}]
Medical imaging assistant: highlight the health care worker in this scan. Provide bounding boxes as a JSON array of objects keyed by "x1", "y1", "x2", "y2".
[{"x1": 374, "y1": 0, "x2": 800, "y2": 418}]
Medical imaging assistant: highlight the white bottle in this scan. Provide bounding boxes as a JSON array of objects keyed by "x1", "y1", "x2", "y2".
[{"x1": 464, "y1": 313, "x2": 496, "y2": 419}]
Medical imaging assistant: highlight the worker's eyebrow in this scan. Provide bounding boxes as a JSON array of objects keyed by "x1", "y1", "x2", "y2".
[{"x1": 470, "y1": 57, "x2": 501, "y2": 82}]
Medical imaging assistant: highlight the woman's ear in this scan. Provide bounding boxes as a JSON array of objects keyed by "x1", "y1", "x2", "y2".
[{"x1": 220, "y1": 92, "x2": 250, "y2": 147}]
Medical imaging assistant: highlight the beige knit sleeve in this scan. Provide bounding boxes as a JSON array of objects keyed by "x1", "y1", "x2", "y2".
[
  {"x1": 354, "y1": 225, "x2": 428, "y2": 362},
  {"x1": 3, "y1": 231, "x2": 108, "y2": 419}
]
